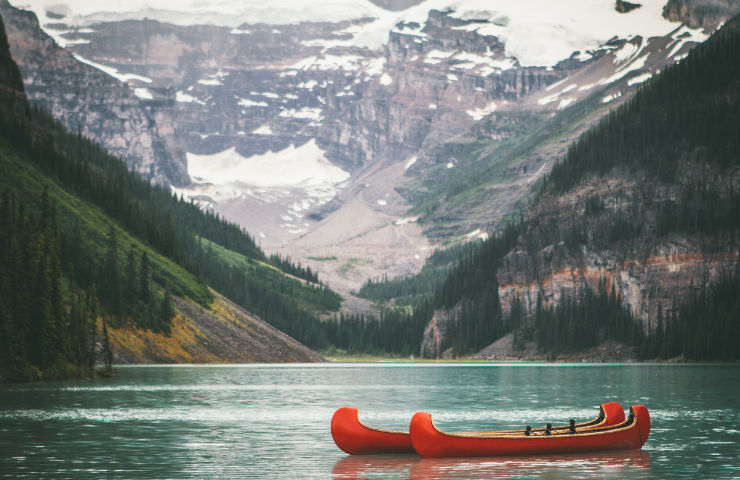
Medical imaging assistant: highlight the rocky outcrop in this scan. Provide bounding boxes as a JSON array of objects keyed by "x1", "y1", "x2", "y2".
[
  {"x1": 0, "y1": 14, "x2": 22, "y2": 92},
  {"x1": 616, "y1": 1, "x2": 642, "y2": 14},
  {"x1": 0, "y1": 1, "x2": 188, "y2": 186},
  {"x1": 663, "y1": 0, "x2": 740, "y2": 30},
  {"x1": 419, "y1": 307, "x2": 456, "y2": 358}
]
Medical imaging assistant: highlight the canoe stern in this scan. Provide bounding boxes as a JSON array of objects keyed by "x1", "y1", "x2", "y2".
[
  {"x1": 601, "y1": 401, "x2": 625, "y2": 426},
  {"x1": 631, "y1": 404, "x2": 651, "y2": 447}
]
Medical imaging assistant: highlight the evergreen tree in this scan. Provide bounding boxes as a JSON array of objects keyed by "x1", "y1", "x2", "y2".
[
  {"x1": 158, "y1": 290, "x2": 175, "y2": 335},
  {"x1": 139, "y1": 251, "x2": 150, "y2": 304},
  {"x1": 124, "y1": 249, "x2": 137, "y2": 309},
  {"x1": 102, "y1": 320, "x2": 113, "y2": 375},
  {"x1": 101, "y1": 226, "x2": 122, "y2": 315}
]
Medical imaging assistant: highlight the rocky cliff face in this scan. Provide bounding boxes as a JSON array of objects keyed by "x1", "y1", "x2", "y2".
[
  {"x1": 0, "y1": 1, "x2": 188, "y2": 186},
  {"x1": 0, "y1": 13, "x2": 22, "y2": 92},
  {"x1": 663, "y1": 0, "x2": 740, "y2": 30},
  {"x1": 420, "y1": 165, "x2": 740, "y2": 357},
  {"x1": 496, "y1": 168, "x2": 740, "y2": 329},
  {"x1": 419, "y1": 306, "x2": 458, "y2": 358},
  {"x1": 318, "y1": 9, "x2": 559, "y2": 174}
]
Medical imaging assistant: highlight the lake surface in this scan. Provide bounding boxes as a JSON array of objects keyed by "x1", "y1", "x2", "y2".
[{"x1": 0, "y1": 363, "x2": 738, "y2": 479}]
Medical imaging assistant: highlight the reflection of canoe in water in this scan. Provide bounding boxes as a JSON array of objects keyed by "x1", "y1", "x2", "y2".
[
  {"x1": 410, "y1": 405, "x2": 650, "y2": 458},
  {"x1": 409, "y1": 450, "x2": 651, "y2": 479},
  {"x1": 330, "y1": 402, "x2": 624, "y2": 455},
  {"x1": 331, "y1": 450, "x2": 651, "y2": 479},
  {"x1": 331, "y1": 455, "x2": 418, "y2": 479}
]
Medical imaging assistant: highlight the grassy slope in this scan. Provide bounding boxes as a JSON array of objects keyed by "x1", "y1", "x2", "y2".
[
  {"x1": 405, "y1": 87, "x2": 618, "y2": 241},
  {"x1": 200, "y1": 237, "x2": 341, "y2": 312}
]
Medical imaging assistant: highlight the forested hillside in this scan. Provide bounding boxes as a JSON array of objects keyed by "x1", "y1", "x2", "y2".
[
  {"x1": 472, "y1": 15, "x2": 740, "y2": 360},
  {"x1": 336, "y1": 14, "x2": 740, "y2": 360},
  {"x1": 0, "y1": 15, "x2": 338, "y2": 380}
]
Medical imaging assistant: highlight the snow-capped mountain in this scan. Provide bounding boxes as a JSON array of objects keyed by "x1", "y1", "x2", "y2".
[
  {"x1": 3, "y1": 0, "x2": 735, "y2": 290},
  {"x1": 16, "y1": 0, "x2": 694, "y2": 63}
]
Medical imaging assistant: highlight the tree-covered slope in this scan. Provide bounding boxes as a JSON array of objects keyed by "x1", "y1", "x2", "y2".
[
  {"x1": 486, "y1": 15, "x2": 740, "y2": 360},
  {"x1": 0, "y1": 14, "x2": 338, "y2": 380}
]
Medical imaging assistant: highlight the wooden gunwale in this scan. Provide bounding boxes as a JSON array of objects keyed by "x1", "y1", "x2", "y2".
[
  {"x1": 353, "y1": 412, "x2": 407, "y2": 436},
  {"x1": 428, "y1": 407, "x2": 640, "y2": 440},
  {"x1": 453, "y1": 403, "x2": 613, "y2": 436}
]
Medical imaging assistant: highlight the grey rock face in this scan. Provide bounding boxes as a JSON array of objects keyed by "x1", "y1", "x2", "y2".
[
  {"x1": 419, "y1": 307, "x2": 457, "y2": 358},
  {"x1": 318, "y1": 9, "x2": 560, "y2": 173},
  {"x1": 0, "y1": 14, "x2": 23, "y2": 92},
  {"x1": 663, "y1": 0, "x2": 740, "y2": 30},
  {"x1": 0, "y1": 0, "x2": 188, "y2": 186}
]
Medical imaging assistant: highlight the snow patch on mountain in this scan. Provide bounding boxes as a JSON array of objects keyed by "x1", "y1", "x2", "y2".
[
  {"x1": 466, "y1": 101, "x2": 497, "y2": 120},
  {"x1": 278, "y1": 107, "x2": 322, "y2": 121},
  {"x1": 176, "y1": 91, "x2": 204, "y2": 104},
  {"x1": 667, "y1": 25, "x2": 710, "y2": 58},
  {"x1": 290, "y1": 54, "x2": 366, "y2": 72},
  {"x1": 238, "y1": 98, "x2": 269, "y2": 108},
  {"x1": 187, "y1": 140, "x2": 349, "y2": 189},
  {"x1": 72, "y1": 53, "x2": 152, "y2": 84},
  {"x1": 601, "y1": 92, "x2": 622, "y2": 104},
  {"x1": 133, "y1": 87, "x2": 152, "y2": 99},
  {"x1": 301, "y1": 0, "x2": 687, "y2": 66},
  {"x1": 628, "y1": 72, "x2": 653, "y2": 86},
  {"x1": 252, "y1": 124, "x2": 273, "y2": 135}
]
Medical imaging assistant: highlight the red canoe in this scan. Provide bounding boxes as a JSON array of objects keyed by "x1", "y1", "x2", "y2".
[
  {"x1": 410, "y1": 405, "x2": 650, "y2": 458},
  {"x1": 331, "y1": 402, "x2": 625, "y2": 455}
]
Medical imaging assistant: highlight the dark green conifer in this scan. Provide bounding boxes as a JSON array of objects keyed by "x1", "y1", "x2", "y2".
[
  {"x1": 139, "y1": 251, "x2": 150, "y2": 304},
  {"x1": 102, "y1": 226, "x2": 122, "y2": 315},
  {"x1": 102, "y1": 320, "x2": 113, "y2": 374},
  {"x1": 124, "y1": 249, "x2": 137, "y2": 309},
  {"x1": 158, "y1": 290, "x2": 175, "y2": 335}
]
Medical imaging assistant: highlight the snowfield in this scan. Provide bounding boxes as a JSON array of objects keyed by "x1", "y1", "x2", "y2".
[{"x1": 187, "y1": 140, "x2": 349, "y2": 189}]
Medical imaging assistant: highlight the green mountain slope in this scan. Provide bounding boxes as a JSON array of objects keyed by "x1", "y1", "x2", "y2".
[{"x1": 0, "y1": 15, "x2": 335, "y2": 380}]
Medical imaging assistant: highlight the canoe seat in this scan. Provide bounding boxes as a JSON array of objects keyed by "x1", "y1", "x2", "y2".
[
  {"x1": 525, "y1": 426, "x2": 532, "y2": 436},
  {"x1": 570, "y1": 419, "x2": 576, "y2": 434},
  {"x1": 545, "y1": 423, "x2": 552, "y2": 435}
]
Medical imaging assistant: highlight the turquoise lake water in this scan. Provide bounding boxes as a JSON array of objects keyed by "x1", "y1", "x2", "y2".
[{"x1": 0, "y1": 363, "x2": 738, "y2": 479}]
